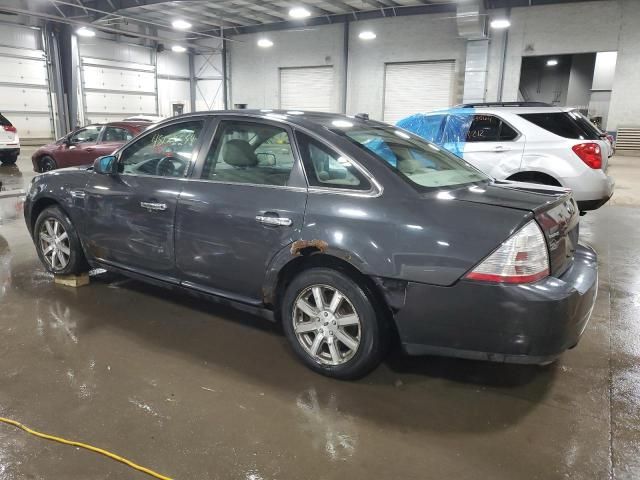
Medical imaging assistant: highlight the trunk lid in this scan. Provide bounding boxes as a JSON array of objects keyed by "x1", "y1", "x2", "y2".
[{"x1": 443, "y1": 180, "x2": 580, "y2": 276}]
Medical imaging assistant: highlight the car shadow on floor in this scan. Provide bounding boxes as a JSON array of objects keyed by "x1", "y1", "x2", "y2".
[{"x1": 9, "y1": 261, "x2": 558, "y2": 434}]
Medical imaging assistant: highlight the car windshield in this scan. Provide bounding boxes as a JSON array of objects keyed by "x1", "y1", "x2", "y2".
[{"x1": 332, "y1": 123, "x2": 489, "y2": 189}]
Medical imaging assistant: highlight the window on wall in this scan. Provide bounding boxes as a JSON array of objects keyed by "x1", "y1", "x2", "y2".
[{"x1": 202, "y1": 121, "x2": 295, "y2": 186}]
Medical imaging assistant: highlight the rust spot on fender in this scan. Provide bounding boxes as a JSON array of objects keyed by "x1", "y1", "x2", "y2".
[{"x1": 290, "y1": 239, "x2": 329, "y2": 256}]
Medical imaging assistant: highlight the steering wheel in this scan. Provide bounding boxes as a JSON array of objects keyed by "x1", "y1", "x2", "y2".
[{"x1": 156, "y1": 156, "x2": 176, "y2": 176}]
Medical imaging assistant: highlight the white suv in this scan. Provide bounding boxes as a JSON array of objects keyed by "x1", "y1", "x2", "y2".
[
  {"x1": 0, "y1": 113, "x2": 20, "y2": 166},
  {"x1": 397, "y1": 103, "x2": 615, "y2": 211}
]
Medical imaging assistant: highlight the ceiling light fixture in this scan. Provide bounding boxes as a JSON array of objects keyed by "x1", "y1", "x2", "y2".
[
  {"x1": 490, "y1": 19, "x2": 511, "y2": 29},
  {"x1": 172, "y1": 19, "x2": 192, "y2": 30},
  {"x1": 546, "y1": 59, "x2": 559, "y2": 66},
  {"x1": 289, "y1": 7, "x2": 311, "y2": 19},
  {"x1": 257, "y1": 38, "x2": 274, "y2": 48},
  {"x1": 171, "y1": 45, "x2": 187, "y2": 53},
  {"x1": 359, "y1": 31, "x2": 376, "y2": 40},
  {"x1": 76, "y1": 26, "x2": 96, "y2": 37}
]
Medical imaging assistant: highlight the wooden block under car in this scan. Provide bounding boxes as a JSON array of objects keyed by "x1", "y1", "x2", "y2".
[{"x1": 54, "y1": 273, "x2": 90, "y2": 287}]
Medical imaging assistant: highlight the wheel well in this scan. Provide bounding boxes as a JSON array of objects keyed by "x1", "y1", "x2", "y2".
[
  {"x1": 507, "y1": 171, "x2": 562, "y2": 186},
  {"x1": 272, "y1": 252, "x2": 398, "y2": 337},
  {"x1": 30, "y1": 198, "x2": 62, "y2": 232},
  {"x1": 33, "y1": 154, "x2": 54, "y2": 172}
]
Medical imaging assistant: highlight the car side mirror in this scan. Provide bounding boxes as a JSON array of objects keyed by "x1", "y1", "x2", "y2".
[{"x1": 93, "y1": 155, "x2": 118, "y2": 175}]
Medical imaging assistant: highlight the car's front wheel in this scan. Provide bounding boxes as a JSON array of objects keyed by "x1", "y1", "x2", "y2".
[
  {"x1": 281, "y1": 268, "x2": 386, "y2": 379},
  {"x1": 34, "y1": 205, "x2": 88, "y2": 275}
]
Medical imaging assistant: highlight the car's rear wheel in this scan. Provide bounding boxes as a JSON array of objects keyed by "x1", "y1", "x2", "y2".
[
  {"x1": 281, "y1": 268, "x2": 386, "y2": 379},
  {"x1": 39, "y1": 155, "x2": 57, "y2": 172},
  {"x1": 0, "y1": 154, "x2": 17, "y2": 165},
  {"x1": 34, "y1": 205, "x2": 88, "y2": 275}
]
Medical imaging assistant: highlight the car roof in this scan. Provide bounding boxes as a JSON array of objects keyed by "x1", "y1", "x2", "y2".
[
  {"x1": 152, "y1": 109, "x2": 378, "y2": 134},
  {"x1": 104, "y1": 121, "x2": 149, "y2": 129},
  {"x1": 425, "y1": 106, "x2": 576, "y2": 115}
]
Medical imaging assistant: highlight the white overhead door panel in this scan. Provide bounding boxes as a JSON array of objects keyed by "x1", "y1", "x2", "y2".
[
  {"x1": 79, "y1": 39, "x2": 158, "y2": 124},
  {"x1": 0, "y1": 25, "x2": 53, "y2": 140},
  {"x1": 383, "y1": 61, "x2": 455, "y2": 124},
  {"x1": 82, "y1": 65, "x2": 156, "y2": 93},
  {"x1": 280, "y1": 66, "x2": 335, "y2": 112},
  {"x1": 195, "y1": 79, "x2": 224, "y2": 111}
]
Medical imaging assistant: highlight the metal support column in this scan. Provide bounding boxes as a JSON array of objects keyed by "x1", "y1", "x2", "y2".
[
  {"x1": 188, "y1": 52, "x2": 197, "y2": 112},
  {"x1": 221, "y1": 33, "x2": 228, "y2": 109},
  {"x1": 342, "y1": 19, "x2": 349, "y2": 114}
]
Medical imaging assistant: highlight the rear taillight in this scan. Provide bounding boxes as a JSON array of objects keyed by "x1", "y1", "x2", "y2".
[
  {"x1": 572, "y1": 142, "x2": 602, "y2": 169},
  {"x1": 465, "y1": 220, "x2": 549, "y2": 284},
  {"x1": 3, "y1": 125, "x2": 17, "y2": 133}
]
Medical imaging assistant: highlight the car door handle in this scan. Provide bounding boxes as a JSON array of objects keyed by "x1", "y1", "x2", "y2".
[
  {"x1": 494, "y1": 145, "x2": 506, "y2": 152},
  {"x1": 85, "y1": 147, "x2": 95, "y2": 152},
  {"x1": 140, "y1": 201, "x2": 167, "y2": 211},
  {"x1": 255, "y1": 215, "x2": 292, "y2": 227}
]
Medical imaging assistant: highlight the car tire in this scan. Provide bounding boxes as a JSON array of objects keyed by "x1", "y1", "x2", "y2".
[
  {"x1": 34, "y1": 205, "x2": 89, "y2": 276},
  {"x1": 281, "y1": 267, "x2": 386, "y2": 379},
  {"x1": 0, "y1": 154, "x2": 17, "y2": 165},
  {"x1": 39, "y1": 155, "x2": 57, "y2": 172}
]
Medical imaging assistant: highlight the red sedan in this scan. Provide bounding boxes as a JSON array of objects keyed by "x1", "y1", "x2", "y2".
[{"x1": 31, "y1": 121, "x2": 148, "y2": 172}]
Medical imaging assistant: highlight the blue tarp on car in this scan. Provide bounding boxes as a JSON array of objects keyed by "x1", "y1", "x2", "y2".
[{"x1": 396, "y1": 109, "x2": 475, "y2": 159}]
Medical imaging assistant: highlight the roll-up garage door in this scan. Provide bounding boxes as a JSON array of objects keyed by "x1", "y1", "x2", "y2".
[
  {"x1": 383, "y1": 61, "x2": 455, "y2": 124},
  {"x1": 79, "y1": 39, "x2": 158, "y2": 124},
  {"x1": 280, "y1": 66, "x2": 335, "y2": 112},
  {"x1": 0, "y1": 24, "x2": 53, "y2": 140}
]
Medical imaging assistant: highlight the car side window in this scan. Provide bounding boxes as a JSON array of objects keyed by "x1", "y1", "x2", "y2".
[
  {"x1": 118, "y1": 121, "x2": 203, "y2": 177},
  {"x1": 103, "y1": 126, "x2": 133, "y2": 142},
  {"x1": 69, "y1": 126, "x2": 101, "y2": 144},
  {"x1": 499, "y1": 121, "x2": 519, "y2": 141},
  {"x1": 201, "y1": 121, "x2": 295, "y2": 186},
  {"x1": 296, "y1": 132, "x2": 371, "y2": 191},
  {"x1": 466, "y1": 115, "x2": 500, "y2": 142}
]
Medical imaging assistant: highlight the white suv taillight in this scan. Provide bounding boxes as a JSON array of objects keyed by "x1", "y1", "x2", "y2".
[{"x1": 465, "y1": 220, "x2": 549, "y2": 284}]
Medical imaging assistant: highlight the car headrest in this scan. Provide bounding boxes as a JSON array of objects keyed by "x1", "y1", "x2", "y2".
[
  {"x1": 397, "y1": 158, "x2": 421, "y2": 174},
  {"x1": 223, "y1": 139, "x2": 258, "y2": 167}
]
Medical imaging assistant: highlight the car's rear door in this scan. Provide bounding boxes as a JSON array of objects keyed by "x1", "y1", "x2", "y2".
[
  {"x1": 459, "y1": 114, "x2": 525, "y2": 178},
  {"x1": 175, "y1": 116, "x2": 308, "y2": 303},
  {"x1": 82, "y1": 118, "x2": 207, "y2": 281}
]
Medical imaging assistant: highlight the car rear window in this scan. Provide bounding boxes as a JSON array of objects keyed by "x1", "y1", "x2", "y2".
[
  {"x1": 332, "y1": 123, "x2": 489, "y2": 190},
  {"x1": 0, "y1": 114, "x2": 11, "y2": 126},
  {"x1": 519, "y1": 112, "x2": 600, "y2": 140}
]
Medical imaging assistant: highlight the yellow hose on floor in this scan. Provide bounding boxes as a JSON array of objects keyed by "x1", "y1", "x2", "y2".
[{"x1": 0, "y1": 417, "x2": 172, "y2": 480}]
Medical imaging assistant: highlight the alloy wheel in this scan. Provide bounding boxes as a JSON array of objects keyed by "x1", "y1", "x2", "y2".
[
  {"x1": 292, "y1": 284, "x2": 362, "y2": 366},
  {"x1": 39, "y1": 218, "x2": 70, "y2": 271}
]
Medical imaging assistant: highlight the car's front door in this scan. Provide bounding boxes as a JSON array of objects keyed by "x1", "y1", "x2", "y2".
[
  {"x1": 176, "y1": 118, "x2": 308, "y2": 302},
  {"x1": 82, "y1": 119, "x2": 207, "y2": 281},
  {"x1": 55, "y1": 125, "x2": 103, "y2": 167},
  {"x1": 93, "y1": 125, "x2": 135, "y2": 157}
]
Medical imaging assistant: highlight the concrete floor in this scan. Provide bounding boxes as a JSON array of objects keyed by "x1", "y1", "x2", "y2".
[{"x1": 0, "y1": 149, "x2": 639, "y2": 480}]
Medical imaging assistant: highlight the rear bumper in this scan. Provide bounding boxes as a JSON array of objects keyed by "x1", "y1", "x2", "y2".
[{"x1": 394, "y1": 244, "x2": 598, "y2": 364}]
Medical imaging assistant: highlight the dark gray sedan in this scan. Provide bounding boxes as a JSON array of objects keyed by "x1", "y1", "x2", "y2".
[{"x1": 24, "y1": 111, "x2": 598, "y2": 379}]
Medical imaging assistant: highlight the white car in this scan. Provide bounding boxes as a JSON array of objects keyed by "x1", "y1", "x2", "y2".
[
  {"x1": 0, "y1": 113, "x2": 20, "y2": 166},
  {"x1": 397, "y1": 103, "x2": 615, "y2": 211}
]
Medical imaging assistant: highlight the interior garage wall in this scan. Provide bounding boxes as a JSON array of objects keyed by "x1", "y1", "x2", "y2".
[
  {"x1": 493, "y1": 0, "x2": 639, "y2": 131},
  {"x1": 194, "y1": 38, "x2": 225, "y2": 112},
  {"x1": 0, "y1": 23, "x2": 54, "y2": 140},
  {"x1": 157, "y1": 50, "x2": 191, "y2": 117},
  {"x1": 347, "y1": 13, "x2": 466, "y2": 119},
  {"x1": 228, "y1": 25, "x2": 345, "y2": 112}
]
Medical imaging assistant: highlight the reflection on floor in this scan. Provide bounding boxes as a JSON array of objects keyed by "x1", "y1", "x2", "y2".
[{"x1": 0, "y1": 149, "x2": 639, "y2": 479}]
